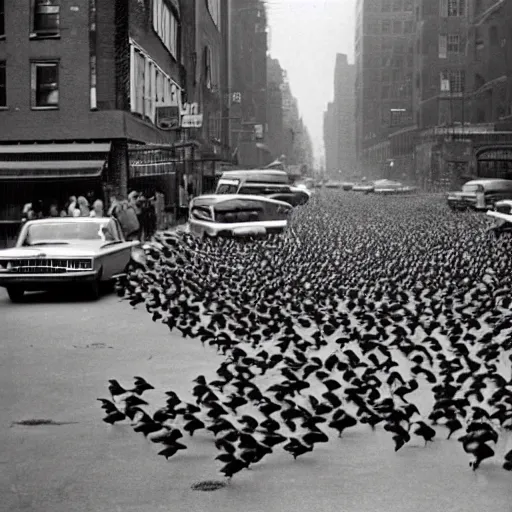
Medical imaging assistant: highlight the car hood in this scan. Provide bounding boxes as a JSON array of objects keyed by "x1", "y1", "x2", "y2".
[
  {"x1": 0, "y1": 242, "x2": 104, "y2": 258},
  {"x1": 448, "y1": 191, "x2": 475, "y2": 198}
]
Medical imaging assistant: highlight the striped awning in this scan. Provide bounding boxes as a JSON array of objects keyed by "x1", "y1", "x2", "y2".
[{"x1": 0, "y1": 143, "x2": 110, "y2": 180}]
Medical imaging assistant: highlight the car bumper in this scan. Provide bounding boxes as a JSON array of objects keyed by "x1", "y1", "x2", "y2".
[
  {"x1": 189, "y1": 220, "x2": 287, "y2": 238},
  {"x1": 0, "y1": 269, "x2": 100, "y2": 288}
]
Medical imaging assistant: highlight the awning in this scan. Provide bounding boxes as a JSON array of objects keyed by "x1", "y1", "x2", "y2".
[
  {"x1": 0, "y1": 143, "x2": 110, "y2": 180},
  {"x1": 0, "y1": 160, "x2": 106, "y2": 179}
]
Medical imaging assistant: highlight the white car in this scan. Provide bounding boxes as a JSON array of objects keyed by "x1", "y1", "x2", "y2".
[
  {"x1": 0, "y1": 217, "x2": 141, "y2": 302},
  {"x1": 188, "y1": 194, "x2": 293, "y2": 239}
]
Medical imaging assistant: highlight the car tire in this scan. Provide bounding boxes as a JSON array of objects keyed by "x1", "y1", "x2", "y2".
[
  {"x1": 7, "y1": 286, "x2": 25, "y2": 303},
  {"x1": 87, "y1": 279, "x2": 101, "y2": 301}
]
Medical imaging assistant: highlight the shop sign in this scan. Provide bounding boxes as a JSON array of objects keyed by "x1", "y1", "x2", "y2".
[{"x1": 181, "y1": 102, "x2": 203, "y2": 128}]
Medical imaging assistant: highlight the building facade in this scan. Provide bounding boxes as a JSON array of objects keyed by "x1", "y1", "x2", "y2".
[
  {"x1": 0, "y1": 0, "x2": 186, "y2": 234},
  {"x1": 229, "y1": 0, "x2": 270, "y2": 168},
  {"x1": 355, "y1": 0, "x2": 415, "y2": 179},
  {"x1": 323, "y1": 53, "x2": 356, "y2": 178}
]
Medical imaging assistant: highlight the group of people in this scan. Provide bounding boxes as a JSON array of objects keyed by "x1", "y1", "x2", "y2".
[{"x1": 21, "y1": 190, "x2": 163, "y2": 242}]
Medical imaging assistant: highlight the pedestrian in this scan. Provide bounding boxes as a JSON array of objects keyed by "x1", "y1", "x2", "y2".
[
  {"x1": 90, "y1": 199, "x2": 104, "y2": 218},
  {"x1": 77, "y1": 196, "x2": 90, "y2": 216},
  {"x1": 48, "y1": 203, "x2": 60, "y2": 217},
  {"x1": 113, "y1": 199, "x2": 140, "y2": 241},
  {"x1": 179, "y1": 178, "x2": 189, "y2": 223},
  {"x1": 67, "y1": 196, "x2": 77, "y2": 217}
]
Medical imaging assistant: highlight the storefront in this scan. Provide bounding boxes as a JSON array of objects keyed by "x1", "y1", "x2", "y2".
[{"x1": 0, "y1": 142, "x2": 111, "y2": 247}]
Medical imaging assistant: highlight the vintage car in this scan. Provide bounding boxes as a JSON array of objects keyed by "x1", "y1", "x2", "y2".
[
  {"x1": 486, "y1": 200, "x2": 512, "y2": 237},
  {"x1": 447, "y1": 178, "x2": 512, "y2": 211},
  {"x1": 188, "y1": 194, "x2": 293, "y2": 239},
  {"x1": 373, "y1": 179, "x2": 416, "y2": 194},
  {"x1": 215, "y1": 169, "x2": 310, "y2": 207},
  {"x1": 352, "y1": 182, "x2": 375, "y2": 193},
  {"x1": 0, "y1": 217, "x2": 141, "y2": 302}
]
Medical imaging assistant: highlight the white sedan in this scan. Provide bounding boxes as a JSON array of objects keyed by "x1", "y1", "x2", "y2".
[{"x1": 0, "y1": 217, "x2": 141, "y2": 302}]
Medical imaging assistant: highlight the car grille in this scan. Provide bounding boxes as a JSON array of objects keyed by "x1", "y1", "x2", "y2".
[{"x1": 7, "y1": 258, "x2": 93, "y2": 274}]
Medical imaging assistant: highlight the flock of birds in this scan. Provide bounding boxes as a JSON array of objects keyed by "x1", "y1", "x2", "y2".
[{"x1": 99, "y1": 192, "x2": 512, "y2": 480}]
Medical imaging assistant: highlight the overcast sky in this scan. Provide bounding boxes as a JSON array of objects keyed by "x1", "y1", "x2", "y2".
[{"x1": 266, "y1": 0, "x2": 355, "y2": 166}]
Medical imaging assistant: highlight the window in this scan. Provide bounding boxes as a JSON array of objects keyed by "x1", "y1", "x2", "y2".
[
  {"x1": 381, "y1": 20, "x2": 391, "y2": 33},
  {"x1": 0, "y1": 0, "x2": 4, "y2": 38},
  {"x1": 0, "y1": 61, "x2": 5, "y2": 107},
  {"x1": 393, "y1": 0, "x2": 402, "y2": 11},
  {"x1": 404, "y1": 20, "x2": 413, "y2": 33},
  {"x1": 206, "y1": 0, "x2": 220, "y2": 28},
  {"x1": 447, "y1": 34, "x2": 461, "y2": 53},
  {"x1": 440, "y1": 69, "x2": 465, "y2": 93},
  {"x1": 439, "y1": 35, "x2": 447, "y2": 58},
  {"x1": 393, "y1": 20, "x2": 402, "y2": 34},
  {"x1": 404, "y1": 0, "x2": 413, "y2": 11},
  {"x1": 153, "y1": 0, "x2": 179, "y2": 59},
  {"x1": 31, "y1": 61, "x2": 59, "y2": 108},
  {"x1": 32, "y1": 0, "x2": 60, "y2": 37},
  {"x1": 381, "y1": 85, "x2": 390, "y2": 99},
  {"x1": 130, "y1": 42, "x2": 181, "y2": 124},
  {"x1": 382, "y1": 0, "x2": 391, "y2": 11},
  {"x1": 441, "y1": 0, "x2": 466, "y2": 17}
]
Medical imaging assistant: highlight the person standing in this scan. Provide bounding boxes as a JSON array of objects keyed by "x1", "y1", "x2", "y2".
[{"x1": 89, "y1": 199, "x2": 104, "y2": 217}]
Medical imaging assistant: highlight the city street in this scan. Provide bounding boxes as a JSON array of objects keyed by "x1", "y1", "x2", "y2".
[{"x1": 1, "y1": 288, "x2": 511, "y2": 512}]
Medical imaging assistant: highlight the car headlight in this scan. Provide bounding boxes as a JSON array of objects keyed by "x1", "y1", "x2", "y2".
[{"x1": 0, "y1": 260, "x2": 11, "y2": 271}]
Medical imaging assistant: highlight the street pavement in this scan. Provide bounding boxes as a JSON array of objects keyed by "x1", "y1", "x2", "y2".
[{"x1": 1, "y1": 289, "x2": 512, "y2": 512}]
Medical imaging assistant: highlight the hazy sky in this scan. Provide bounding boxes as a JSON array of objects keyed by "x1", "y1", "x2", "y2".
[{"x1": 266, "y1": 0, "x2": 356, "y2": 166}]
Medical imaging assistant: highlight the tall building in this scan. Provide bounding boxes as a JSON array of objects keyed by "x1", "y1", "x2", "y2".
[
  {"x1": 355, "y1": 0, "x2": 415, "y2": 179},
  {"x1": 323, "y1": 53, "x2": 356, "y2": 178},
  {"x1": 0, "y1": 0, "x2": 185, "y2": 236},
  {"x1": 229, "y1": 0, "x2": 270, "y2": 168},
  {"x1": 266, "y1": 56, "x2": 286, "y2": 161}
]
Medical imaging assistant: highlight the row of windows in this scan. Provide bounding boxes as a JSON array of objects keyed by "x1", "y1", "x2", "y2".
[
  {"x1": 130, "y1": 44, "x2": 182, "y2": 125},
  {"x1": 369, "y1": 19, "x2": 414, "y2": 35},
  {"x1": 0, "y1": 60, "x2": 60, "y2": 109},
  {"x1": 381, "y1": 0, "x2": 414, "y2": 12},
  {"x1": 0, "y1": 0, "x2": 60, "y2": 39},
  {"x1": 152, "y1": 0, "x2": 179, "y2": 60},
  {"x1": 0, "y1": 0, "x2": 181, "y2": 64}
]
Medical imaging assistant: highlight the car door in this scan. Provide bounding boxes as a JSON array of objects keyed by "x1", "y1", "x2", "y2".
[{"x1": 97, "y1": 219, "x2": 138, "y2": 279}]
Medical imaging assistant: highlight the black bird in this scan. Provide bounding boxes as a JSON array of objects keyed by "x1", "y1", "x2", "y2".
[
  {"x1": 98, "y1": 398, "x2": 126, "y2": 424},
  {"x1": 503, "y1": 449, "x2": 512, "y2": 471},
  {"x1": 329, "y1": 411, "x2": 357, "y2": 437},
  {"x1": 283, "y1": 438, "x2": 314, "y2": 460},
  {"x1": 183, "y1": 415, "x2": 205, "y2": 436},
  {"x1": 445, "y1": 418, "x2": 463, "y2": 440},
  {"x1": 413, "y1": 421, "x2": 436, "y2": 446},
  {"x1": 133, "y1": 376, "x2": 155, "y2": 395},
  {"x1": 219, "y1": 457, "x2": 248, "y2": 479},
  {"x1": 158, "y1": 442, "x2": 187, "y2": 460}
]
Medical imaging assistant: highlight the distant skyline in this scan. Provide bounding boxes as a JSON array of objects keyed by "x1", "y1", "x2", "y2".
[{"x1": 266, "y1": 0, "x2": 356, "y2": 166}]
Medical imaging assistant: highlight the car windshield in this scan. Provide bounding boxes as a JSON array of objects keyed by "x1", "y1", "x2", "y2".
[
  {"x1": 462, "y1": 184, "x2": 484, "y2": 193},
  {"x1": 22, "y1": 220, "x2": 117, "y2": 245},
  {"x1": 216, "y1": 179, "x2": 240, "y2": 194}
]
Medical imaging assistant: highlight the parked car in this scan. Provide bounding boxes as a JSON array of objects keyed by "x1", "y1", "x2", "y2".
[
  {"x1": 486, "y1": 200, "x2": 512, "y2": 237},
  {"x1": 325, "y1": 181, "x2": 342, "y2": 189},
  {"x1": 0, "y1": 217, "x2": 141, "y2": 302},
  {"x1": 215, "y1": 169, "x2": 310, "y2": 207},
  {"x1": 188, "y1": 194, "x2": 293, "y2": 239},
  {"x1": 342, "y1": 182, "x2": 354, "y2": 191},
  {"x1": 373, "y1": 179, "x2": 417, "y2": 195},
  {"x1": 352, "y1": 182, "x2": 375, "y2": 193},
  {"x1": 447, "y1": 178, "x2": 512, "y2": 211}
]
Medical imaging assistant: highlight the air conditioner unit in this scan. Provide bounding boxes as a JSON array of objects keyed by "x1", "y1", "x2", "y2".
[{"x1": 156, "y1": 106, "x2": 180, "y2": 131}]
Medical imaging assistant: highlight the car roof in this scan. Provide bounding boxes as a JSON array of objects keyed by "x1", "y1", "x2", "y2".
[
  {"x1": 191, "y1": 194, "x2": 292, "y2": 207},
  {"x1": 465, "y1": 179, "x2": 512, "y2": 185},
  {"x1": 219, "y1": 170, "x2": 289, "y2": 183},
  {"x1": 23, "y1": 217, "x2": 113, "y2": 225}
]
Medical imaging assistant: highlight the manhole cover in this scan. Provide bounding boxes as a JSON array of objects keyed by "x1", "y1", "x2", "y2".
[
  {"x1": 191, "y1": 480, "x2": 226, "y2": 491},
  {"x1": 12, "y1": 419, "x2": 78, "y2": 426}
]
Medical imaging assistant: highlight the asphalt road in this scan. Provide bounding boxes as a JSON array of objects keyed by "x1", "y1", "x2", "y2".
[{"x1": 1, "y1": 289, "x2": 512, "y2": 512}]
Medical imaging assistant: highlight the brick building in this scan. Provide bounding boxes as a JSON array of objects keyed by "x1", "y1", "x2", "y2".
[
  {"x1": 414, "y1": 0, "x2": 512, "y2": 191},
  {"x1": 0, "y1": 0, "x2": 187, "y2": 240}
]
